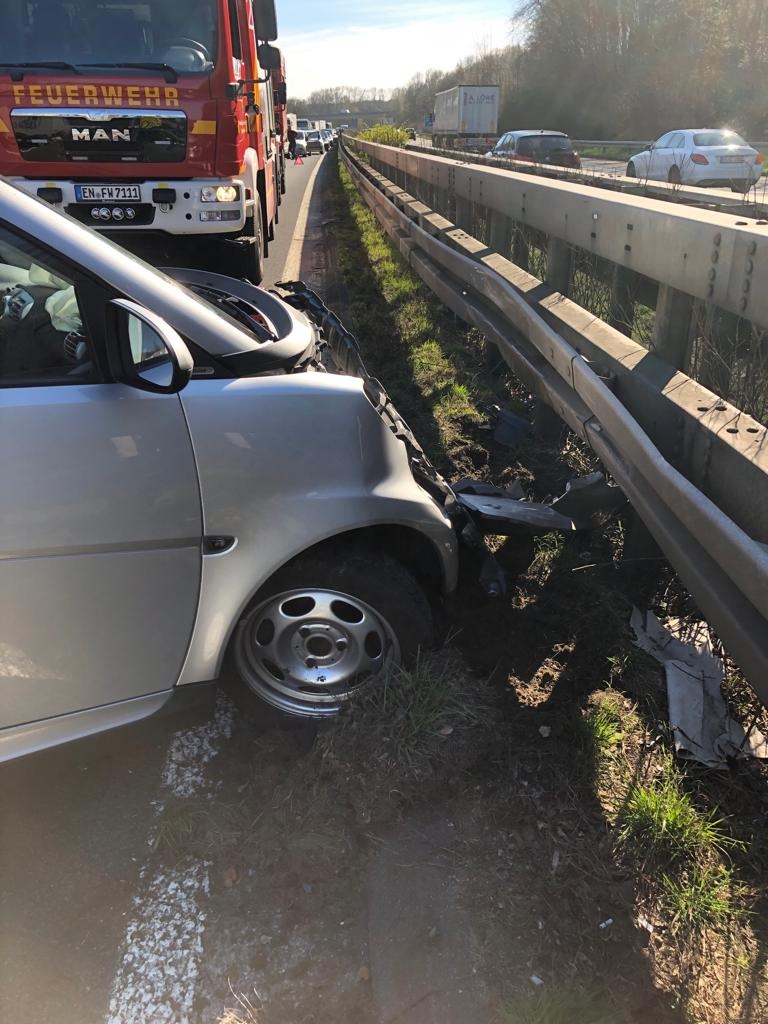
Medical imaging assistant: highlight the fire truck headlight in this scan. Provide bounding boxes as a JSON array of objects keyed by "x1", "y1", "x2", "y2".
[{"x1": 200, "y1": 185, "x2": 240, "y2": 203}]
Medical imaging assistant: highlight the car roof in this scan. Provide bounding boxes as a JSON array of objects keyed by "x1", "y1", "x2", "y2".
[
  {"x1": 663, "y1": 128, "x2": 744, "y2": 136},
  {"x1": 507, "y1": 130, "x2": 569, "y2": 138}
]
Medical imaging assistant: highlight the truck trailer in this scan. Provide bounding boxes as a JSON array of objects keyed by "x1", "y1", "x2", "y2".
[
  {"x1": 0, "y1": 0, "x2": 284, "y2": 284},
  {"x1": 432, "y1": 85, "x2": 500, "y2": 151}
]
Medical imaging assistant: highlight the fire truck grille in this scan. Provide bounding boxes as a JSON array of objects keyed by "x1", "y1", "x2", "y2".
[{"x1": 11, "y1": 108, "x2": 187, "y2": 163}]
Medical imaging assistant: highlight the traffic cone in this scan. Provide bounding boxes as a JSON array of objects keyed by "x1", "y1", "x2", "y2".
[{"x1": 294, "y1": 152, "x2": 304, "y2": 165}]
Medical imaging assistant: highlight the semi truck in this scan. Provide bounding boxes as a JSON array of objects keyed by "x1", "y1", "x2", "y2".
[
  {"x1": 432, "y1": 85, "x2": 500, "y2": 152},
  {"x1": 0, "y1": 0, "x2": 283, "y2": 284}
]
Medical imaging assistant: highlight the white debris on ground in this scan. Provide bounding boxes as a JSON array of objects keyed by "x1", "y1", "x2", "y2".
[
  {"x1": 104, "y1": 692, "x2": 234, "y2": 1023},
  {"x1": 630, "y1": 607, "x2": 768, "y2": 767}
]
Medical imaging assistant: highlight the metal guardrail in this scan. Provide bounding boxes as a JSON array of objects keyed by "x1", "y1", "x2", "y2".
[
  {"x1": 340, "y1": 137, "x2": 768, "y2": 704},
  {"x1": 363, "y1": 138, "x2": 768, "y2": 329},
  {"x1": 403, "y1": 140, "x2": 768, "y2": 217}
]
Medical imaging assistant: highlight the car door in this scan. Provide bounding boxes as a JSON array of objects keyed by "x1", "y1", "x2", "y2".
[
  {"x1": 667, "y1": 133, "x2": 688, "y2": 181},
  {"x1": 493, "y1": 133, "x2": 510, "y2": 159},
  {"x1": 0, "y1": 221, "x2": 203, "y2": 733},
  {"x1": 647, "y1": 133, "x2": 672, "y2": 180}
]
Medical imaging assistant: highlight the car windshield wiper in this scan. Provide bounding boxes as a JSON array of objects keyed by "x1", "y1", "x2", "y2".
[
  {"x1": 0, "y1": 62, "x2": 82, "y2": 81},
  {"x1": 79, "y1": 62, "x2": 179, "y2": 83},
  {"x1": 188, "y1": 284, "x2": 278, "y2": 344}
]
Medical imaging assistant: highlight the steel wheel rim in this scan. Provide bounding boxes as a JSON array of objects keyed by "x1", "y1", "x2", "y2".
[{"x1": 236, "y1": 587, "x2": 401, "y2": 716}]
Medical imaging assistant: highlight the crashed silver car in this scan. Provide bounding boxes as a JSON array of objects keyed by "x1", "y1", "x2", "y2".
[{"x1": 0, "y1": 179, "x2": 461, "y2": 761}]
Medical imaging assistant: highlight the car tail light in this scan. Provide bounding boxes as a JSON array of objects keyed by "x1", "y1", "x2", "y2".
[
  {"x1": 570, "y1": 152, "x2": 580, "y2": 166},
  {"x1": 691, "y1": 153, "x2": 709, "y2": 165},
  {"x1": 756, "y1": 153, "x2": 765, "y2": 165}
]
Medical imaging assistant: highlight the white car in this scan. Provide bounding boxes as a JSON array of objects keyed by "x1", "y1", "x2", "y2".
[
  {"x1": 627, "y1": 129, "x2": 764, "y2": 192},
  {"x1": 0, "y1": 179, "x2": 460, "y2": 760}
]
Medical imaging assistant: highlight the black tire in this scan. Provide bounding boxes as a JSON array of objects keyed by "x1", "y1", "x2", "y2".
[
  {"x1": 234, "y1": 549, "x2": 434, "y2": 717},
  {"x1": 668, "y1": 165, "x2": 681, "y2": 185},
  {"x1": 731, "y1": 181, "x2": 751, "y2": 194},
  {"x1": 626, "y1": 161, "x2": 636, "y2": 177},
  {"x1": 242, "y1": 201, "x2": 264, "y2": 284}
]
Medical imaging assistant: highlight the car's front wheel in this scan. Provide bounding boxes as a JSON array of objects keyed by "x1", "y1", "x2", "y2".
[
  {"x1": 234, "y1": 550, "x2": 434, "y2": 717},
  {"x1": 626, "y1": 161, "x2": 636, "y2": 177}
]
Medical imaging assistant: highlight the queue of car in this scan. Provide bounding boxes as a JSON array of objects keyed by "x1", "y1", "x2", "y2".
[{"x1": 481, "y1": 125, "x2": 763, "y2": 193}]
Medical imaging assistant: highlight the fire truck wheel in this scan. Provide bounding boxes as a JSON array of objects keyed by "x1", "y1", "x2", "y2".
[{"x1": 244, "y1": 203, "x2": 265, "y2": 285}]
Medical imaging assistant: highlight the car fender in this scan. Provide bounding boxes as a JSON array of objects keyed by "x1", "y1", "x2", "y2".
[{"x1": 176, "y1": 373, "x2": 458, "y2": 685}]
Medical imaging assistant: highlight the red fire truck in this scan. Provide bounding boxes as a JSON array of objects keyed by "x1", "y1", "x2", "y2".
[{"x1": 0, "y1": 0, "x2": 283, "y2": 284}]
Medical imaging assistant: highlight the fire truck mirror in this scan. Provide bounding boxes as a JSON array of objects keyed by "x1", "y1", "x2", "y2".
[
  {"x1": 257, "y1": 43, "x2": 281, "y2": 71},
  {"x1": 253, "y1": 1, "x2": 278, "y2": 41},
  {"x1": 275, "y1": 83, "x2": 287, "y2": 106}
]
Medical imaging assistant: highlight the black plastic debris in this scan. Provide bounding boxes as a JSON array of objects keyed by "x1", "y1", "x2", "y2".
[
  {"x1": 490, "y1": 405, "x2": 531, "y2": 448},
  {"x1": 453, "y1": 472, "x2": 626, "y2": 536},
  {"x1": 456, "y1": 491, "x2": 576, "y2": 535},
  {"x1": 551, "y1": 472, "x2": 626, "y2": 529}
]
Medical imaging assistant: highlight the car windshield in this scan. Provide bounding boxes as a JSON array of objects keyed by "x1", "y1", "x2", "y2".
[
  {"x1": 0, "y1": 0, "x2": 218, "y2": 73},
  {"x1": 693, "y1": 130, "x2": 748, "y2": 147},
  {"x1": 517, "y1": 135, "x2": 572, "y2": 156}
]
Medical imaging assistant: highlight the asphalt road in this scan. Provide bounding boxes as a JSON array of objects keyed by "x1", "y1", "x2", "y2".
[
  {"x1": 0, "y1": 154, "x2": 330, "y2": 1024},
  {"x1": 262, "y1": 148, "x2": 328, "y2": 287}
]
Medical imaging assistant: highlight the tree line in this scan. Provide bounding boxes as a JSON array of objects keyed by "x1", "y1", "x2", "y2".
[{"x1": 293, "y1": 1, "x2": 768, "y2": 141}]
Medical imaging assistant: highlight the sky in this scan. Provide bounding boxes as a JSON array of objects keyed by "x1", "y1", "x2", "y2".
[{"x1": 277, "y1": 0, "x2": 515, "y2": 99}]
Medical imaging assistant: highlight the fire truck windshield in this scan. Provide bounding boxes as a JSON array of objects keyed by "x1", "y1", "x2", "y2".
[{"x1": 2, "y1": 0, "x2": 219, "y2": 74}]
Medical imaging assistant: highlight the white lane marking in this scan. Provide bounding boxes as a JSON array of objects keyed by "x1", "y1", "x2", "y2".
[
  {"x1": 161, "y1": 693, "x2": 234, "y2": 799},
  {"x1": 282, "y1": 154, "x2": 325, "y2": 282},
  {"x1": 105, "y1": 863, "x2": 210, "y2": 1024},
  {"x1": 105, "y1": 692, "x2": 234, "y2": 1023}
]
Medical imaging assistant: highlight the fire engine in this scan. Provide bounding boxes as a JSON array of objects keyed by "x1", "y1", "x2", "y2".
[{"x1": 0, "y1": 0, "x2": 284, "y2": 283}]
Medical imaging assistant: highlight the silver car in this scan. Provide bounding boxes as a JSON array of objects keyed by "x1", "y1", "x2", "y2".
[
  {"x1": 0, "y1": 181, "x2": 458, "y2": 761},
  {"x1": 305, "y1": 130, "x2": 325, "y2": 155}
]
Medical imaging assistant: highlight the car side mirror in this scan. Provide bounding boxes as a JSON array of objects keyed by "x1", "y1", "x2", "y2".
[{"x1": 110, "y1": 298, "x2": 193, "y2": 394}]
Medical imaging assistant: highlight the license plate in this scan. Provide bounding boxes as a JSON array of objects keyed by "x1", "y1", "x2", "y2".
[
  {"x1": 75, "y1": 185, "x2": 141, "y2": 202},
  {"x1": 720, "y1": 156, "x2": 744, "y2": 164}
]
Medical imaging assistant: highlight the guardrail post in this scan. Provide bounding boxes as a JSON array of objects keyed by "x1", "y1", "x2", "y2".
[
  {"x1": 487, "y1": 210, "x2": 513, "y2": 259},
  {"x1": 546, "y1": 237, "x2": 572, "y2": 295},
  {"x1": 608, "y1": 266, "x2": 636, "y2": 337},
  {"x1": 697, "y1": 306, "x2": 739, "y2": 396},
  {"x1": 512, "y1": 227, "x2": 530, "y2": 272},
  {"x1": 652, "y1": 284, "x2": 694, "y2": 369},
  {"x1": 455, "y1": 196, "x2": 472, "y2": 233}
]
